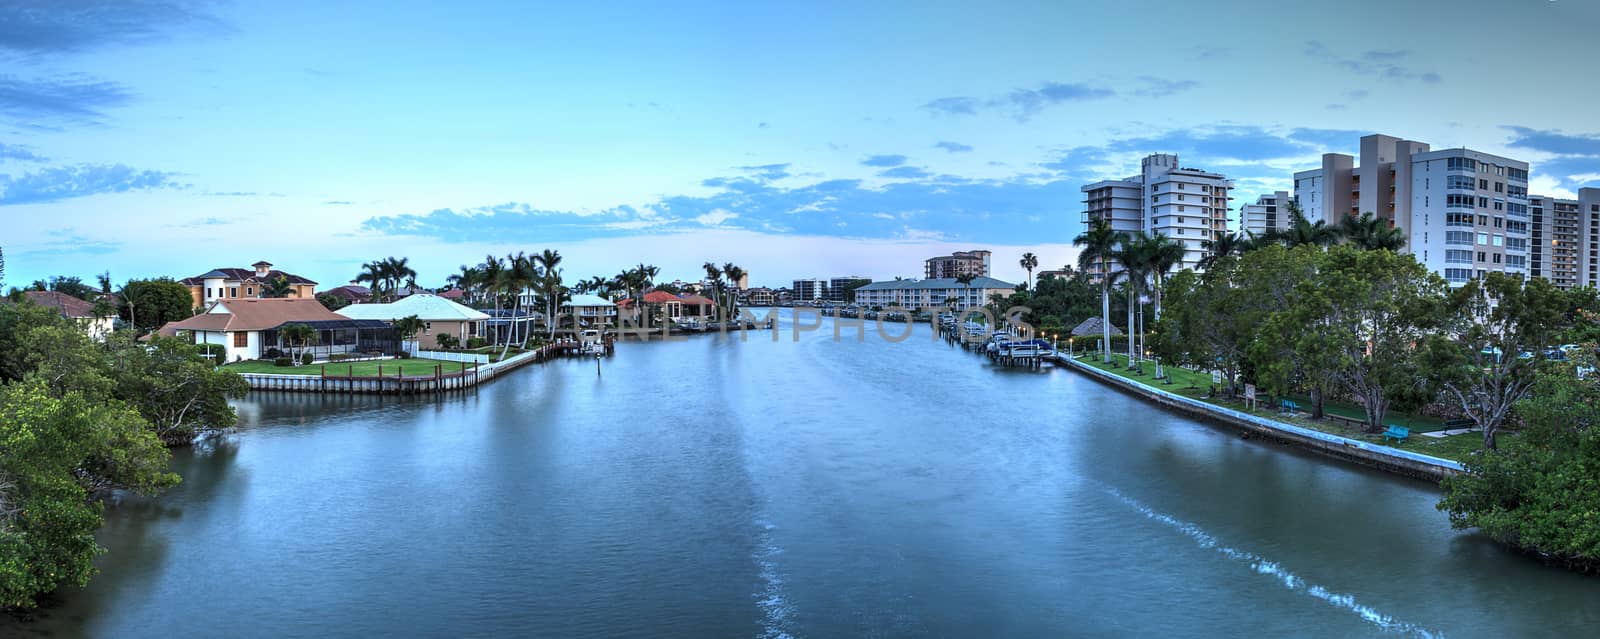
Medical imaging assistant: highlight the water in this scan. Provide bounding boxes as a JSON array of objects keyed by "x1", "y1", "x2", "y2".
[{"x1": 10, "y1": 311, "x2": 1598, "y2": 638}]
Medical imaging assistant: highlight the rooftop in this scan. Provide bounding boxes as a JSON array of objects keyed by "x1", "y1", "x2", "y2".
[{"x1": 337, "y1": 293, "x2": 490, "y2": 322}]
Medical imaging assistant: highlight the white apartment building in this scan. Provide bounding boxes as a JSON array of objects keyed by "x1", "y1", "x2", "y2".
[
  {"x1": 1294, "y1": 134, "x2": 1530, "y2": 287},
  {"x1": 1574, "y1": 188, "x2": 1600, "y2": 287},
  {"x1": 792, "y1": 278, "x2": 828, "y2": 303},
  {"x1": 1241, "y1": 191, "x2": 1293, "y2": 236},
  {"x1": 1530, "y1": 195, "x2": 1581, "y2": 289},
  {"x1": 1081, "y1": 153, "x2": 1233, "y2": 275},
  {"x1": 852, "y1": 277, "x2": 1016, "y2": 311}
]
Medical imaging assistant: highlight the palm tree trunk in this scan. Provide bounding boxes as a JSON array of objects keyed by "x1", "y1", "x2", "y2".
[
  {"x1": 1126, "y1": 284, "x2": 1136, "y2": 366},
  {"x1": 1100, "y1": 278, "x2": 1111, "y2": 363}
]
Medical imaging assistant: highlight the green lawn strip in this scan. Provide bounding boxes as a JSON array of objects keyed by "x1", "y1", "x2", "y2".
[
  {"x1": 224, "y1": 358, "x2": 471, "y2": 377},
  {"x1": 1072, "y1": 352, "x2": 1483, "y2": 463}
]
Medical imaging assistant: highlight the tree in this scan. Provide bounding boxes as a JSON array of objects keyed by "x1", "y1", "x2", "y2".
[
  {"x1": 1019, "y1": 252, "x2": 1039, "y2": 290},
  {"x1": 392, "y1": 315, "x2": 423, "y2": 352},
  {"x1": 262, "y1": 275, "x2": 295, "y2": 298},
  {"x1": 118, "y1": 278, "x2": 194, "y2": 332},
  {"x1": 1281, "y1": 201, "x2": 1340, "y2": 248},
  {"x1": 1438, "y1": 364, "x2": 1600, "y2": 572},
  {"x1": 723, "y1": 262, "x2": 745, "y2": 318},
  {"x1": 1143, "y1": 232, "x2": 1186, "y2": 322},
  {"x1": 535, "y1": 249, "x2": 564, "y2": 342},
  {"x1": 1433, "y1": 273, "x2": 1572, "y2": 450},
  {"x1": 316, "y1": 292, "x2": 351, "y2": 311},
  {"x1": 0, "y1": 245, "x2": 5, "y2": 289},
  {"x1": 955, "y1": 272, "x2": 977, "y2": 310},
  {"x1": 0, "y1": 380, "x2": 179, "y2": 608},
  {"x1": 278, "y1": 323, "x2": 317, "y2": 363},
  {"x1": 1275, "y1": 246, "x2": 1448, "y2": 431},
  {"x1": 703, "y1": 262, "x2": 723, "y2": 318},
  {"x1": 1337, "y1": 211, "x2": 1406, "y2": 251},
  {"x1": 103, "y1": 334, "x2": 249, "y2": 444},
  {"x1": 1242, "y1": 245, "x2": 1335, "y2": 416},
  {"x1": 355, "y1": 261, "x2": 388, "y2": 302},
  {"x1": 1111, "y1": 231, "x2": 1150, "y2": 365},
  {"x1": 1073, "y1": 218, "x2": 1121, "y2": 363},
  {"x1": 41, "y1": 275, "x2": 99, "y2": 301}
]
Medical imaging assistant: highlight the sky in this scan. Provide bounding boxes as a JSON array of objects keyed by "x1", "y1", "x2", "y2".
[{"x1": 3, "y1": 0, "x2": 1599, "y2": 290}]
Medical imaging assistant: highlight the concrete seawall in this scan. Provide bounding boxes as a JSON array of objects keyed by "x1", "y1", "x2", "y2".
[{"x1": 1059, "y1": 355, "x2": 1463, "y2": 483}]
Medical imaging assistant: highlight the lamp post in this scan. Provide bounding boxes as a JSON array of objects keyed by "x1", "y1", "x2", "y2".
[{"x1": 1068, "y1": 336, "x2": 1074, "y2": 359}]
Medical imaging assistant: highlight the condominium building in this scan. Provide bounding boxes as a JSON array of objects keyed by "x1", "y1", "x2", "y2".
[
  {"x1": 852, "y1": 277, "x2": 1016, "y2": 311},
  {"x1": 1293, "y1": 134, "x2": 1530, "y2": 287},
  {"x1": 1530, "y1": 195, "x2": 1581, "y2": 289},
  {"x1": 923, "y1": 250, "x2": 991, "y2": 279},
  {"x1": 1575, "y1": 188, "x2": 1600, "y2": 287},
  {"x1": 792, "y1": 278, "x2": 829, "y2": 303},
  {"x1": 1080, "y1": 153, "x2": 1233, "y2": 274},
  {"x1": 1241, "y1": 191, "x2": 1293, "y2": 236},
  {"x1": 828, "y1": 276, "x2": 867, "y2": 303}
]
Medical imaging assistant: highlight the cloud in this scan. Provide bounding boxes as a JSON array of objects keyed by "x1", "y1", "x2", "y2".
[
  {"x1": 0, "y1": 73, "x2": 133, "y2": 122},
  {"x1": 1505, "y1": 126, "x2": 1600, "y2": 157},
  {"x1": 934, "y1": 141, "x2": 973, "y2": 153},
  {"x1": 1304, "y1": 41, "x2": 1442, "y2": 84},
  {"x1": 861, "y1": 154, "x2": 907, "y2": 167},
  {"x1": 0, "y1": 0, "x2": 225, "y2": 55},
  {"x1": 878, "y1": 166, "x2": 931, "y2": 179},
  {"x1": 0, "y1": 163, "x2": 184, "y2": 205},
  {"x1": 1104, "y1": 125, "x2": 1320, "y2": 162},
  {"x1": 1132, "y1": 77, "x2": 1199, "y2": 98},
  {"x1": 736, "y1": 163, "x2": 791, "y2": 181},
  {"x1": 922, "y1": 81, "x2": 1115, "y2": 121},
  {"x1": 1504, "y1": 126, "x2": 1600, "y2": 190},
  {"x1": 324, "y1": 200, "x2": 352, "y2": 205},
  {"x1": 1286, "y1": 128, "x2": 1367, "y2": 150},
  {"x1": 693, "y1": 209, "x2": 738, "y2": 226},
  {"x1": 0, "y1": 143, "x2": 48, "y2": 162}
]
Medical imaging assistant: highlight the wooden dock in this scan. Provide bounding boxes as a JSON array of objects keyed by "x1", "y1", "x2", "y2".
[{"x1": 237, "y1": 338, "x2": 613, "y2": 395}]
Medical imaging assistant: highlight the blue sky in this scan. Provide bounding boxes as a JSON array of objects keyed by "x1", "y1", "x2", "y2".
[{"x1": 3, "y1": 0, "x2": 1599, "y2": 289}]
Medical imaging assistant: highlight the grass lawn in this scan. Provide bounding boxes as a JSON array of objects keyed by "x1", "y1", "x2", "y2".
[
  {"x1": 1070, "y1": 352, "x2": 1486, "y2": 463},
  {"x1": 224, "y1": 357, "x2": 473, "y2": 378}
]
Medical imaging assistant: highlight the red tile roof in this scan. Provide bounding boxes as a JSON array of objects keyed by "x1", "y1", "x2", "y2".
[
  {"x1": 643, "y1": 291, "x2": 680, "y2": 304},
  {"x1": 677, "y1": 294, "x2": 714, "y2": 306},
  {"x1": 167, "y1": 298, "x2": 344, "y2": 332},
  {"x1": 24, "y1": 290, "x2": 98, "y2": 318}
]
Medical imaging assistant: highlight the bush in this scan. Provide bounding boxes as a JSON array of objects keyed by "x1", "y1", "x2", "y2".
[
  {"x1": 264, "y1": 347, "x2": 283, "y2": 359},
  {"x1": 466, "y1": 337, "x2": 488, "y2": 349},
  {"x1": 274, "y1": 357, "x2": 292, "y2": 367},
  {"x1": 194, "y1": 343, "x2": 226, "y2": 363},
  {"x1": 436, "y1": 334, "x2": 459, "y2": 349},
  {"x1": 300, "y1": 352, "x2": 313, "y2": 366},
  {"x1": 330, "y1": 353, "x2": 351, "y2": 361},
  {"x1": 396, "y1": 351, "x2": 412, "y2": 359}
]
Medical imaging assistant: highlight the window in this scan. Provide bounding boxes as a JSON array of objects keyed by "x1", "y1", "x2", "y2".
[
  {"x1": 233, "y1": 332, "x2": 247, "y2": 347},
  {"x1": 1478, "y1": 233, "x2": 1489, "y2": 245},
  {"x1": 1479, "y1": 179, "x2": 1489, "y2": 189},
  {"x1": 1447, "y1": 157, "x2": 1477, "y2": 171},
  {"x1": 1494, "y1": 217, "x2": 1503, "y2": 228},
  {"x1": 1446, "y1": 231, "x2": 1473, "y2": 245},
  {"x1": 1478, "y1": 197, "x2": 1490, "y2": 208},
  {"x1": 1508, "y1": 167, "x2": 1528, "y2": 180},
  {"x1": 1506, "y1": 254, "x2": 1526, "y2": 268},
  {"x1": 229, "y1": 287, "x2": 238, "y2": 297},
  {"x1": 1493, "y1": 235, "x2": 1504, "y2": 246},
  {"x1": 1445, "y1": 249, "x2": 1473, "y2": 264},
  {"x1": 1478, "y1": 251, "x2": 1487, "y2": 261},
  {"x1": 1494, "y1": 182, "x2": 1503, "y2": 193},
  {"x1": 424, "y1": 321, "x2": 432, "y2": 334},
  {"x1": 1444, "y1": 268, "x2": 1472, "y2": 282},
  {"x1": 1493, "y1": 201, "x2": 1504, "y2": 211},
  {"x1": 1447, "y1": 194, "x2": 1475, "y2": 208}
]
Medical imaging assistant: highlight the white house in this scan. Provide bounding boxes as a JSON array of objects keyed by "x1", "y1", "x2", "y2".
[
  {"x1": 336, "y1": 293, "x2": 490, "y2": 349},
  {"x1": 562, "y1": 294, "x2": 617, "y2": 327},
  {"x1": 166, "y1": 298, "x2": 346, "y2": 362}
]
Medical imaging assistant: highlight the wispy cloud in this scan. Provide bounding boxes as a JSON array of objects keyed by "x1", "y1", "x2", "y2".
[
  {"x1": 861, "y1": 154, "x2": 907, "y2": 168},
  {"x1": 0, "y1": 143, "x2": 48, "y2": 162},
  {"x1": 878, "y1": 166, "x2": 931, "y2": 179},
  {"x1": 1132, "y1": 77, "x2": 1199, "y2": 98},
  {"x1": 934, "y1": 141, "x2": 973, "y2": 153},
  {"x1": 922, "y1": 81, "x2": 1115, "y2": 121},
  {"x1": 1504, "y1": 126, "x2": 1600, "y2": 189},
  {"x1": 0, "y1": 163, "x2": 184, "y2": 205},
  {"x1": 735, "y1": 163, "x2": 791, "y2": 181},
  {"x1": 1304, "y1": 42, "x2": 1442, "y2": 84},
  {"x1": 0, "y1": 73, "x2": 133, "y2": 122},
  {"x1": 0, "y1": 0, "x2": 226, "y2": 55}
]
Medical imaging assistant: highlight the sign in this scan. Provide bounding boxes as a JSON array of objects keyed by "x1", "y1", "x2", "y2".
[
  {"x1": 1211, "y1": 370, "x2": 1222, "y2": 384},
  {"x1": 1244, "y1": 384, "x2": 1256, "y2": 401}
]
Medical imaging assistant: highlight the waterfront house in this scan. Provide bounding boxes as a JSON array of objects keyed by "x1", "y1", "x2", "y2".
[
  {"x1": 181, "y1": 261, "x2": 318, "y2": 309},
  {"x1": 336, "y1": 293, "x2": 490, "y2": 349},
  {"x1": 165, "y1": 298, "x2": 347, "y2": 362},
  {"x1": 616, "y1": 290, "x2": 683, "y2": 323},
  {"x1": 741, "y1": 287, "x2": 775, "y2": 306},
  {"x1": 21, "y1": 290, "x2": 115, "y2": 341},
  {"x1": 678, "y1": 294, "x2": 716, "y2": 317},
  {"x1": 318, "y1": 283, "x2": 372, "y2": 305},
  {"x1": 562, "y1": 294, "x2": 617, "y2": 327},
  {"x1": 852, "y1": 277, "x2": 1016, "y2": 311}
]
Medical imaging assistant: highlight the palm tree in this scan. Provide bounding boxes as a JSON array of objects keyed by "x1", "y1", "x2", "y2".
[
  {"x1": 703, "y1": 262, "x2": 723, "y2": 319},
  {"x1": 383, "y1": 257, "x2": 417, "y2": 300},
  {"x1": 262, "y1": 275, "x2": 294, "y2": 298},
  {"x1": 355, "y1": 261, "x2": 386, "y2": 301},
  {"x1": 1143, "y1": 233, "x2": 1186, "y2": 322},
  {"x1": 1282, "y1": 200, "x2": 1339, "y2": 248},
  {"x1": 1111, "y1": 232, "x2": 1150, "y2": 367},
  {"x1": 1337, "y1": 211, "x2": 1407, "y2": 251},
  {"x1": 279, "y1": 323, "x2": 316, "y2": 363},
  {"x1": 722, "y1": 262, "x2": 743, "y2": 319},
  {"x1": 1198, "y1": 231, "x2": 1243, "y2": 271},
  {"x1": 1019, "y1": 252, "x2": 1039, "y2": 290},
  {"x1": 392, "y1": 315, "x2": 423, "y2": 354},
  {"x1": 479, "y1": 255, "x2": 506, "y2": 347},
  {"x1": 535, "y1": 249, "x2": 564, "y2": 341},
  {"x1": 955, "y1": 272, "x2": 977, "y2": 310},
  {"x1": 1073, "y1": 217, "x2": 1121, "y2": 363}
]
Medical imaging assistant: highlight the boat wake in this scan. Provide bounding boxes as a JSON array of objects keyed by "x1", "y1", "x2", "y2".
[
  {"x1": 1104, "y1": 487, "x2": 1445, "y2": 639},
  {"x1": 753, "y1": 519, "x2": 797, "y2": 639}
]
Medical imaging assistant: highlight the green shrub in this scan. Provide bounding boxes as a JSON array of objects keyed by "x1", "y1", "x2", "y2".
[
  {"x1": 264, "y1": 347, "x2": 283, "y2": 359},
  {"x1": 194, "y1": 343, "x2": 226, "y2": 363},
  {"x1": 273, "y1": 357, "x2": 292, "y2": 367},
  {"x1": 330, "y1": 353, "x2": 350, "y2": 362},
  {"x1": 396, "y1": 351, "x2": 411, "y2": 359},
  {"x1": 436, "y1": 334, "x2": 459, "y2": 349},
  {"x1": 466, "y1": 336, "x2": 488, "y2": 349},
  {"x1": 300, "y1": 352, "x2": 313, "y2": 366}
]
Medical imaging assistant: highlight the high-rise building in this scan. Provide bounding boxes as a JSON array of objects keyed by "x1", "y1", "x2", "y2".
[
  {"x1": 1530, "y1": 195, "x2": 1581, "y2": 289},
  {"x1": 1575, "y1": 188, "x2": 1600, "y2": 288},
  {"x1": 1080, "y1": 153, "x2": 1233, "y2": 274},
  {"x1": 1293, "y1": 133, "x2": 1530, "y2": 287},
  {"x1": 828, "y1": 276, "x2": 867, "y2": 303},
  {"x1": 923, "y1": 250, "x2": 990, "y2": 279},
  {"x1": 792, "y1": 278, "x2": 828, "y2": 303},
  {"x1": 1241, "y1": 191, "x2": 1293, "y2": 237}
]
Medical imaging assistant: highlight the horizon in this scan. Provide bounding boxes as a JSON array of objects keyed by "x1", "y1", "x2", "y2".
[{"x1": 4, "y1": 0, "x2": 1600, "y2": 289}]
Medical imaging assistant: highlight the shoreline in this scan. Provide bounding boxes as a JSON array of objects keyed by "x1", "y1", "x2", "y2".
[{"x1": 1056, "y1": 354, "x2": 1462, "y2": 484}]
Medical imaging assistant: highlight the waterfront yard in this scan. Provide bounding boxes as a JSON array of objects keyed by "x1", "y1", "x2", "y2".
[
  {"x1": 224, "y1": 357, "x2": 472, "y2": 377},
  {"x1": 1075, "y1": 353, "x2": 1488, "y2": 463}
]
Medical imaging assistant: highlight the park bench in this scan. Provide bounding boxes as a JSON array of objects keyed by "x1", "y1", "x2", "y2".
[
  {"x1": 1326, "y1": 414, "x2": 1365, "y2": 428},
  {"x1": 1383, "y1": 424, "x2": 1410, "y2": 444},
  {"x1": 1443, "y1": 418, "x2": 1474, "y2": 430},
  {"x1": 1279, "y1": 399, "x2": 1300, "y2": 415}
]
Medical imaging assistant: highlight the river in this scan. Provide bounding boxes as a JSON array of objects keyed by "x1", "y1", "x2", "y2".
[{"x1": 10, "y1": 310, "x2": 1598, "y2": 638}]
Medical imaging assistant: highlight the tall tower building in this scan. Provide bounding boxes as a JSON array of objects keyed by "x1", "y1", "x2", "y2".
[{"x1": 1080, "y1": 153, "x2": 1234, "y2": 275}]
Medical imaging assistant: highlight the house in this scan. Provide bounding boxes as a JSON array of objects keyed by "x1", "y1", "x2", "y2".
[
  {"x1": 678, "y1": 294, "x2": 716, "y2": 317},
  {"x1": 319, "y1": 283, "x2": 372, "y2": 305},
  {"x1": 616, "y1": 290, "x2": 682, "y2": 323},
  {"x1": 741, "y1": 287, "x2": 775, "y2": 307},
  {"x1": 336, "y1": 293, "x2": 490, "y2": 349},
  {"x1": 22, "y1": 290, "x2": 114, "y2": 341},
  {"x1": 562, "y1": 294, "x2": 617, "y2": 327},
  {"x1": 165, "y1": 298, "x2": 347, "y2": 362},
  {"x1": 181, "y1": 261, "x2": 318, "y2": 309}
]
